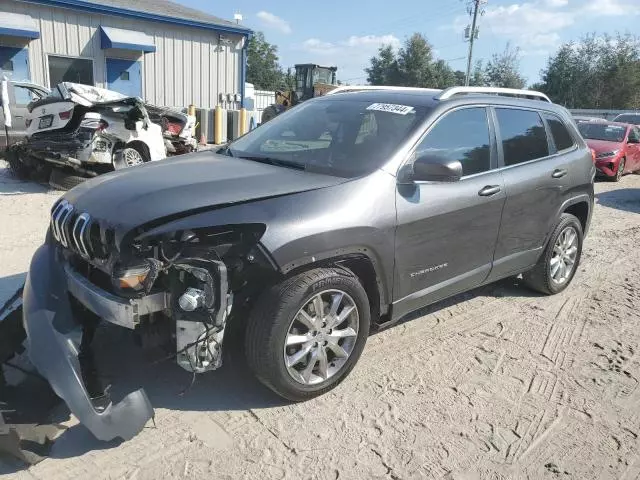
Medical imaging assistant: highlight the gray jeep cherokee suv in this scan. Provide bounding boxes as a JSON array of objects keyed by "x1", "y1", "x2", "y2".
[{"x1": 23, "y1": 86, "x2": 595, "y2": 441}]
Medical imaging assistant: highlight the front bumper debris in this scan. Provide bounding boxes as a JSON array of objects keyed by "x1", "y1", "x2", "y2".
[{"x1": 22, "y1": 244, "x2": 154, "y2": 442}]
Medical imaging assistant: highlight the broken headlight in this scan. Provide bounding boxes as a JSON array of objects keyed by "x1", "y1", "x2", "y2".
[{"x1": 113, "y1": 264, "x2": 151, "y2": 292}]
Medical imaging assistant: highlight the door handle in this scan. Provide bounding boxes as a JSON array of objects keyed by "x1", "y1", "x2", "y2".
[
  {"x1": 552, "y1": 168, "x2": 568, "y2": 178},
  {"x1": 478, "y1": 185, "x2": 501, "y2": 196}
]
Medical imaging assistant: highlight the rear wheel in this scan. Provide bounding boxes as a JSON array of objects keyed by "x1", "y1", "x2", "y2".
[
  {"x1": 113, "y1": 145, "x2": 148, "y2": 170},
  {"x1": 523, "y1": 213, "x2": 583, "y2": 295},
  {"x1": 245, "y1": 268, "x2": 370, "y2": 401},
  {"x1": 260, "y1": 105, "x2": 279, "y2": 124},
  {"x1": 48, "y1": 169, "x2": 89, "y2": 190}
]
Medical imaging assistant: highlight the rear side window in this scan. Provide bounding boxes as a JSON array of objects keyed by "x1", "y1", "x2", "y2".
[
  {"x1": 496, "y1": 108, "x2": 549, "y2": 166},
  {"x1": 417, "y1": 107, "x2": 491, "y2": 176},
  {"x1": 544, "y1": 113, "x2": 575, "y2": 151}
]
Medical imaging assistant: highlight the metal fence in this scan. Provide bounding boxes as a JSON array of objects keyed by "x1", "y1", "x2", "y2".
[{"x1": 569, "y1": 109, "x2": 639, "y2": 120}]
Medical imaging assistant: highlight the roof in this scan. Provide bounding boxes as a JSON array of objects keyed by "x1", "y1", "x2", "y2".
[{"x1": 24, "y1": 0, "x2": 252, "y2": 35}]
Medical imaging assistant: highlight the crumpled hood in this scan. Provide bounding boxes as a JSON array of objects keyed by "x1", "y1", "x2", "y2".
[{"x1": 63, "y1": 152, "x2": 347, "y2": 234}]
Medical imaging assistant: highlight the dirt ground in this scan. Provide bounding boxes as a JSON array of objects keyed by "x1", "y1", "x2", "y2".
[{"x1": 1, "y1": 161, "x2": 639, "y2": 480}]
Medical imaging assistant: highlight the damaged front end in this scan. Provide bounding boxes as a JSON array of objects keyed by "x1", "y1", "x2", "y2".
[{"x1": 22, "y1": 199, "x2": 266, "y2": 441}]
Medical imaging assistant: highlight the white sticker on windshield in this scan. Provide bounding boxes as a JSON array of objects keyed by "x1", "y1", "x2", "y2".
[{"x1": 366, "y1": 103, "x2": 415, "y2": 115}]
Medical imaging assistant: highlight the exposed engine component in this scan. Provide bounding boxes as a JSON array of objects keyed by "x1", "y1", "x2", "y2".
[{"x1": 178, "y1": 287, "x2": 205, "y2": 312}]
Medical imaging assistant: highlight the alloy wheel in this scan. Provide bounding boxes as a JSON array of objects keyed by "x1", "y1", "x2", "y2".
[
  {"x1": 283, "y1": 289, "x2": 359, "y2": 385},
  {"x1": 123, "y1": 148, "x2": 144, "y2": 167},
  {"x1": 550, "y1": 226, "x2": 578, "y2": 285}
]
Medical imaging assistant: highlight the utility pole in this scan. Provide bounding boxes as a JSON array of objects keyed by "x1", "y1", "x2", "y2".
[{"x1": 464, "y1": 0, "x2": 483, "y2": 86}]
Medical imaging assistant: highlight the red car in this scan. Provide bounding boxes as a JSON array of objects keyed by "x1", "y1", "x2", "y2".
[{"x1": 577, "y1": 121, "x2": 640, "y2": 181}]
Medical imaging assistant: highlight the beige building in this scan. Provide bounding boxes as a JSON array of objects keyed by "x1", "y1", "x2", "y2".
[{"x1": 0, "y1": 0, "x2": 251, "y2": 109}]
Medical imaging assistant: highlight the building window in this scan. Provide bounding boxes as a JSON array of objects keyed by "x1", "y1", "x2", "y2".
[{"x1": 48, "y1": 55, "x2": 94, "y2": 86}]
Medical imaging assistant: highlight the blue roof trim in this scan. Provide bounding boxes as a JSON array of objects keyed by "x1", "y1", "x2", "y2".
[
  {"x1": 0, "y1": 27, "x2": 40, "y2": 39},
  {"x1": 21, "y1": 0, "x2": 252, "y2": 36},
  {"x1": 100, "y1": 26, "x2": 156, "y2": 52}
]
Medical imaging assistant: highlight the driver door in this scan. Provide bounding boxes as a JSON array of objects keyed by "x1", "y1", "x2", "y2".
[
  {"x1": 628, "y1": 127, "x2": 640, "y2": 171},
  {"x1": 392, "y1": 106, "x2": 505, "y2": 320}
]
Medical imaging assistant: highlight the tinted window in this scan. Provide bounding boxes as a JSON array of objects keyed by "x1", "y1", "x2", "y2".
[
  {"x1": 416, "y1": 107, "x2": 490, "y2": 176},
  {"x1": 630, "y1": 127, "x2": 640, "y2": 143},
  {"x1": 496, "y1": 109, "x2": 549, "y2": 166},
  {"x1": 229, "y1": 99, "x2": 429, "y2": 178},
  {"x1": 48, "y1": 55, "x2": 94, "y2": 86},
  {"x1": 544, "y1": 113, "x2": 575, "y2": 151}
]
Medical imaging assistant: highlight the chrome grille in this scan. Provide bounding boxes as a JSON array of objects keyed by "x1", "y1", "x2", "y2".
[{"x1": 51, "y1": 200, "x2": 93, "y2": 258}]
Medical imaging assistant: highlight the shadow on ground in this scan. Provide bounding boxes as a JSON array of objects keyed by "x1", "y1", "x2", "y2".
[
  {"x1": 0, "y1": 273, "x2": 541, "y2": 469},
  {"x1": 0, "y1": 165, "x2": 52, "y2": 196},
  {"x1": 596, "y1": 188, "x2": 640, "y2": 214}
]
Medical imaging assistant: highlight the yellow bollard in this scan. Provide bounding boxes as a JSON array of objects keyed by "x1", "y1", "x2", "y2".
[
  {"x1": 214, "y1": 106, "x2": 223, "y2": 144},
  {"x1": 239, "y1": 108, "x2": 247, "y2": 136}
]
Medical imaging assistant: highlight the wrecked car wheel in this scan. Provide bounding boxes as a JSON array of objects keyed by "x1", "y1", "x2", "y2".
[
  {"x1": 49, "y1": 169, "x2": 88, "y2": 191},
  {"x1": 114, "y1": 146, "x2": 147, "y2": 169},
  {"x1": 245, "y1": 268, "x2": 370, "y2": 401}
]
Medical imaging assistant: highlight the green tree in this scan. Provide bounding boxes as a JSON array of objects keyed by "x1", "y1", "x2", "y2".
[
  {"x1": 366, "y1": 33, "x2": 458, "y2": 88},
  {"x1": 366, "y1": 44, "x2": 399, "y2": 85},
  {"x1": 396, "y1": 33, "x2": 437, "y2": 87},
  {"x1": 469, "y1": 60, "x2": 488, "y2": 86},
  {"x1": 484, "y1": 43, "x2": 526, "y2": 89},
  {"x1": 247, "y1": 32, "x2": 284, "y2": 90},
  {"x1": 537, "y1": 33, "x2": 640, "y2": 108}
]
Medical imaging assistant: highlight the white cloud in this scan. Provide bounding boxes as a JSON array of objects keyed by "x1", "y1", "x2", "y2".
[
  {"x1": 256, "y1": 11, "x2": 292, "y2": 34},
  {"x1": 451, "y1": 0, "x2": 637, "y2": 56},
  {"x1": 583, "y1": 0, "x2": 640, "y2": 16},
  {"x1": 299, "y1": 34, "x2": 400, "y2": 83}
]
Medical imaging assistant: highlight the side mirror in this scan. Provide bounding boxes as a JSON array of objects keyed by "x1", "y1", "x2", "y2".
[{"x1": 410, "y1": 153, "x2": 463, "y2": 182}]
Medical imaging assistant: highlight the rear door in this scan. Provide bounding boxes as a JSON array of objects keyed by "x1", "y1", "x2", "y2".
[
  {"x1": 393, "y1": 106, "x2": 505, "y2": 320},
  {"x1": 488, "y1": 107, "x2": 575, "y2": 279}
]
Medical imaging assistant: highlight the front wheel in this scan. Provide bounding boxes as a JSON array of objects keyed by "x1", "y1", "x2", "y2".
[
  {"x1": 613, "y1": 157, "x2": 626, "y2": 182},
  {"x1": 245, "y1": 268, "x2": 370, "y2": 401},
  {"x1": 523, "y1": 213, "x2": 583, "y2": 295}
]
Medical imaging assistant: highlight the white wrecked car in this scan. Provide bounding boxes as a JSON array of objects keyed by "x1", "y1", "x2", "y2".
[{"x1": 16, "y1": 83, "x2": 195, "y2": 180}]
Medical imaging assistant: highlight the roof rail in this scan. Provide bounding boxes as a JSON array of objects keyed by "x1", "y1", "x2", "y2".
[
  {"x1": 437, "y1": 86, "x2": 551, "y2": 103},
  {"x1": 326, "y1": 85, "x2": 441, "y2": 95}
]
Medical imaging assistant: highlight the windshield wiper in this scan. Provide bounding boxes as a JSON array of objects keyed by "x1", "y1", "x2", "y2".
[{"x1": 236, "y1": 155, "x2": 306, "y2": 171}]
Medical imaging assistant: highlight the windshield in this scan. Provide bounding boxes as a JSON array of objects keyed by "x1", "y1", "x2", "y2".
[
  {"x1": 577, "y1": 123, "x2": 627, "y2": 143},
  {"x1": 313, "y1": 68, "x2": 334, "y2": 85},
  {"x1": 230, "y1": 98, "x2": 429, "y2": 177},
  {"x1": 614, "y1": 114, "x2": 640, "y2": 125}
]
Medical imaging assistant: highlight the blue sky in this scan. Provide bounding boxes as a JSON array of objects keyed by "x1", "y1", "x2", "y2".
[{"x1": 178, "y1": 0, "x2": 639, "y2": 86}]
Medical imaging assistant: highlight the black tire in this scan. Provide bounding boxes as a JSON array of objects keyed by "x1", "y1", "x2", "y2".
[
  {"x1": 522, "y1": 213, "x2": 583, "y2": 295},
  {"x1": 613, "y1": 157, "x2": 625, "y2": 182},
  {"x1": 245, "y1": 268, "x2": 371, "y2": 401},
  {"x1": 260, "y1": 105, "x2": 279, "y2": 124},
  {"x1": 49, "y1": 168, "x2": 89, "y2": 190},
  {"x1": 6, "y1": 148, "x2": 30, "y2": 180}
]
